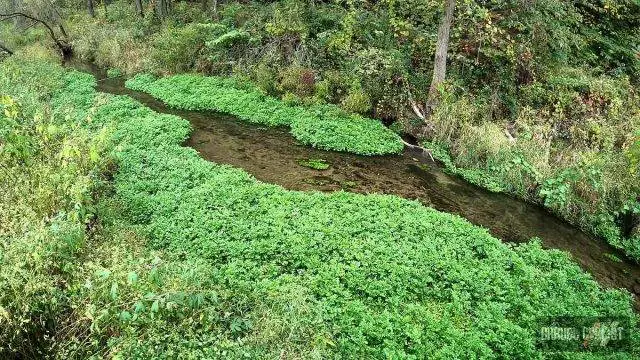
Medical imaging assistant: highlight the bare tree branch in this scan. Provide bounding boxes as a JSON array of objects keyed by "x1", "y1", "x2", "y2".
[
  {"x1": 401, "y1": 139, "x2": 435, "y2": 162},
  {"x1": 0, "y1": 12, "x2": 71, "y2": 56}
]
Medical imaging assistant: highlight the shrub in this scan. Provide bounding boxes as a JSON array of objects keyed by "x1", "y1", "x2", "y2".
[
  {"x1": 69, "y1": 14, "x2": 152, "y2": 74},
  {"x1": 151, "y1": 23, "x2": 226, "y2": 74},
  {"x1": 106, "y1": 68, "x2": 122, "y2": 78},
  {"x1": 253, "y1": 62, "x2": 278, "y2": 96},
  {"x1": 278, "y1": 64, "x2": 316, "y2": 98},
  {"x1": 341, "y1": 85, "x2": 372, "y2": 115}
]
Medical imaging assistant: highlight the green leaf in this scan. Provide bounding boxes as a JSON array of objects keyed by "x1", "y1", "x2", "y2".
[
  {"x1": 127, "y1": 272, "x2": 138, "y2": 285},
  {"x1": 119, "y1": 311, "x2": 132, "y2": 322},
  {"x1": 110, "y1": 282, "x2": 118, "y2": 300}
]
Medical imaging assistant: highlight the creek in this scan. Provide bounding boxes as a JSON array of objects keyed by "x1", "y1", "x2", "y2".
[{"x1": 73, "y1": 62, "x2": 640, "y2": 310}]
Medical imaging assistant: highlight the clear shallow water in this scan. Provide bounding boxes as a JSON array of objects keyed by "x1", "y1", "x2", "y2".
[{"x1": 74, "y1": 63, "x2": 640, "y2": 310}]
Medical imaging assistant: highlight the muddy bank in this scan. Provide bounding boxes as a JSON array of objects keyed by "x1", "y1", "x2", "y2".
[{"x1": 75, "y1": 63, "x2": 640, "y2": 309}]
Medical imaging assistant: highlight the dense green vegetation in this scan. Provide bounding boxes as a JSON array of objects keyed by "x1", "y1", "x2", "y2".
[
  {"x1": 2, "y1": 0, "x2": 640, "y2": 357},
  {"x1": 2, "y1": 52, "x2": 639, "y2": 358},
  {"x1": 2, "y1": 0, "x2": 633, "y2": 257},
  {"x1": 126, "y1": 73, "x2": 403, "y2": 155}
]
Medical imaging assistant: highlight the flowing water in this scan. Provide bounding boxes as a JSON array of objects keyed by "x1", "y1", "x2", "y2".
[{"x1": 73, "y1": 63, "x2": 640, "y2": 309}]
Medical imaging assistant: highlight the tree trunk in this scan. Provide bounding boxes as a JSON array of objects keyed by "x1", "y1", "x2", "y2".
[
  {"x1": 10, "y1": 0, "x2": 24, "y2": 28},
  {"x1": 425, "y1": 0, "x2": 456, "y2": 118},
  {"x1": 156, "y1": 0, "x2": 168, "y2": 19},
  {"x1": 87, "y1": 0, "x2": 95, "y2": 17},
  {"x1": 632, "y1": 214, "x2": 640, "y2": 239},
  {"x1": 201, "y1": 0, "x2": 208, "y2": 12},
  {"x1": 103, "y1": 0, "x2": 108, "y2": 17},
  {"x1": 135, "y1": 0, "x2": 144, "y2": 17}
]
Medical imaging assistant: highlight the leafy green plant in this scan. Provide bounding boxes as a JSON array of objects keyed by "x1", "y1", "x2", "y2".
[
  {"x1": 3, "y1": 56, "x2": 640, "y2": 360},
  {"x1": 125, "y1": 73, "x2": 403, "y2": 155},
  {"x1": 297, "y1": 158, "x2": 330, "y2": 170},
  {"x1": 107, "y1": 68, "x2": 122, "y2": 78},
  {"x1": 151, "y1": 23, "x2": 226, "y2": 73},
  {"x1": 341, "y1": 85, "x2": 372, "y2": 115},
  {"x1": 105, "y1": 89, "x2": 640, "y2": 358}
]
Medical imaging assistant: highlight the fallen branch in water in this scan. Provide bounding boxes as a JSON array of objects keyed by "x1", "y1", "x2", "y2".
[{"x1": 401, "y1": 139, "x2": 435, "y2": 162}]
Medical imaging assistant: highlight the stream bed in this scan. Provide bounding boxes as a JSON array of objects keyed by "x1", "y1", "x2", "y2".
[{"x1": 76, "y1": 63, "x2": 640, "y2": 309}]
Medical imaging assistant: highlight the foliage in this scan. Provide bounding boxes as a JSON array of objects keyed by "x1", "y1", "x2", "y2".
[
  {"x1": 67, "y1": 5, "x2": 154, "y2": 74},
  {"x1": 151, "y1": 23, "x2": 227, "y2": 74},
  {"x1": 341, "y1": 85, "x2": 372, "y2": 115},
  {"x1": 106, "y1": 68, "x2": 121, "y2": 78},
  {"x1": 297, "y1": 158, "x2": 330, "y2": 170},
  {"x1": 424, "y1": 141, "x2": 506, "y2": 193},
  {"x1": 421, "y1": 72, "x2": 640, "y2": 259},
  {"x1": 125, "y1": 73, "x2": 403, "y2": 155},
  {"x1": 109, "y1": 80, "x2": 640, "y2": 358},
  {"x1": 3, "y1": 57, "x2": 640, "y2": 358},
  {"x1": 277, "y1": 64, "x2": 316, "y2": 99},
  {"x1": 0, "y1": 56, "x2": 111, "y2": 357},
  {"x1": 13, "y1": 0, "x2": 635, "y2": 252}
]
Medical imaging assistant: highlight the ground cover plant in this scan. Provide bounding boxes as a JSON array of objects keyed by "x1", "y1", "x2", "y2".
[
  {"x1": 298, "y1": 158, "x2": 330, "y2": 170},
  {"x1": 126, "y1": 73, "x2": 403, "y2": 155},
  {"x1": 2, "y1": 55, "x2": 640, "y2": 358},
  {"x1": 3, "y1": 0, "x2": 640, "y2": 262}
]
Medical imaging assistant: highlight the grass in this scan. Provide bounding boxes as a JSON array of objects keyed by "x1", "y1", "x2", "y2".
[
  {"x1": 125, "y1": 73, "x2": 404, "y2": 155},
  {"x1": 1, "y1": 57, "x2": 639, "y2": 358},
  {"x1": 421, "y1": 91, "x2": 640, "y2": 262}
]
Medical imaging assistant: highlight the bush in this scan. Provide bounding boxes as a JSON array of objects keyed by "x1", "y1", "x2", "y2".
[
  {"x1": 277, "y1": 64, "x2": 316, "y2": 98},
  {"x1": 341, "y1": 85, "x2": 372, "y2": 114},
  {"x1": 69, "y1": 14, "x2": 153, "y2": 74},
  {"x1": 151, "y1": 23, "x2": 226, "y2": 74}
]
